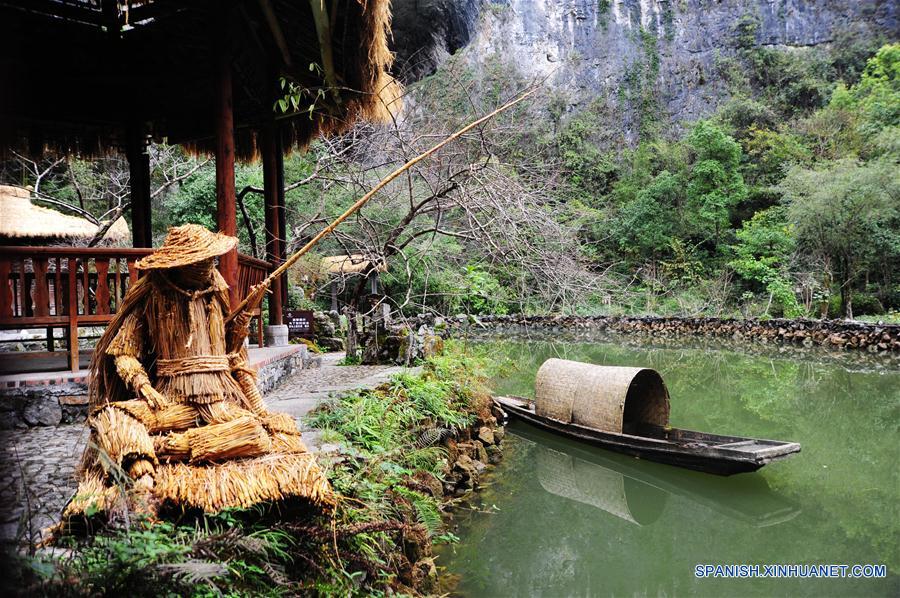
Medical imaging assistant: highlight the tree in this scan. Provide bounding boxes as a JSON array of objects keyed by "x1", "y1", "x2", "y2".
[
  {"x1": 613, "y1": 170, "x2": 678, "y2": 262},
  {"x1": 684, "y1": 121, "x2": 748, "y2": 246},
  {"x1": 728, "y1": 206, "x2": 801, "y2": 317},
  {"x1": 3, "y1": 146, "x2": 208, "y2": 246},
  {"x1": 781, "y1": 157, "x2": 899, "y2": 318}
]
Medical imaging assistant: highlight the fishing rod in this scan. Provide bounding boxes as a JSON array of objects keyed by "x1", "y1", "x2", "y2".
[{"x1": 226, "y1": 86, "x2": 537, "y2": 323}]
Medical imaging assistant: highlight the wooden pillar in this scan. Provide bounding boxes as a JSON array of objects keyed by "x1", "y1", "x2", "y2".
[
  {"x1": 275, "y1": 133, "x2": 288, "y2": 311},
  {"x1": 126, "y1": 125, "x2": 152, "y2": 248},
  {"x1": 261, "y1": 122, "x2": 283, "y2": 326},
  {"x1": 214, "y1": 10, "x2": 238, "y2": 308}
]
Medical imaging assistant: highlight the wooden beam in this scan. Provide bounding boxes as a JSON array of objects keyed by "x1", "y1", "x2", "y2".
[
  {"x1": 308, "y1": 0, "x2": 342, "y2": 106},
  {"x1": 256, "y1": 0, "x2": 292, "y2": 67},
  {"x1": 126, "y1": 124, "x2": 152, "y2": 248},
  {"x1": 214, "y1": 8, "x2": 239, "y2": 308}
]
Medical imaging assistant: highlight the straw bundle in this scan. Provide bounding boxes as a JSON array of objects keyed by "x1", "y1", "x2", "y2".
[
  {"x1": 535, "y1": 359, "x2": 670, "y2": 434},
  {"x1": 92, "y1": 407, "x2": 157, "y2": 474},
  {"x1": 151, "y1": 404, "x2": 201, "y2": 432},
  {"x1": 154, "y1": 454, "x2": 334, "y2": 512},
  {"x1": 262, "y1": 412, "x2": 300, "y2": 435},
  {"x1": 60, "y1": 472, "x2": 121, "y2": 521},
  {"x1": 269, "y1": 432, "x2": 308, "y2": 454},
  {"x1": 232, "y1": 359, "x2": 267, "y2": 415},
  {"x1": 185, "y1": 416, "x2": 272, "y2": 463},
  {"x1": 155, "y1": 433, "x2": 192, "y2": 462},
  {"x1": 109, "y1": 400, "x2": 199, "y2": 433},
  {"x1": 197, "y1": 400, "x2": 256, "y2": 424}
]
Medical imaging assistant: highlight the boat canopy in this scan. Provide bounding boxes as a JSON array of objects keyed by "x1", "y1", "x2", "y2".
[{"x1": 534, "y1": 359, "x2": 670, "y2": 434}]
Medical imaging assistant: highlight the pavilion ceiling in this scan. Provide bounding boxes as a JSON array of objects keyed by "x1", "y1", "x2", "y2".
[{"x1": 0, "y1": 0, "x2": 397, "y2": 159}]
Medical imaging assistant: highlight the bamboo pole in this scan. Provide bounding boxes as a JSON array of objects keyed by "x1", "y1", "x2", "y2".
[{"x1": 226, "y1": 87, "x2": 536, "y2": 323}]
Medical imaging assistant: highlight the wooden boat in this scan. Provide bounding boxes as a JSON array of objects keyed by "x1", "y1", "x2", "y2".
[{"x1": 493, "y1": 358, "x2": 800, "y2": 476}]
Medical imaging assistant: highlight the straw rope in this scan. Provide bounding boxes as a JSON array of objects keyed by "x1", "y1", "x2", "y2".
[{"x1": 156, "y1": 355, "x2": 230, "y2": 377}]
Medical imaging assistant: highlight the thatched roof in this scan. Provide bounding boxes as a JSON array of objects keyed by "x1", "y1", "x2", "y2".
[
  {"x1": 321, "y1": 254, "x2": 387, "y2": 276},
  {"x1": 0, "y1": 0, "x2": 400, "y2": 160},
  {"x1": 0, "y1": 185, "x2": 130, "y2": 245}
]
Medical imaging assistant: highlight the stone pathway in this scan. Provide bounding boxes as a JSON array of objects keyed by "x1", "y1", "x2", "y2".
[
  {"x1": 0, "y1": 352, "x2": 414, "y2": 546},
  {"x1": 264, "y1": 352, "x2": 417, "y2": 448}
]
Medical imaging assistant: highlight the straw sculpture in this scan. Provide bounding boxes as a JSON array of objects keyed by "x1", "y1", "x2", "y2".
[{"x1": 63, "y1": 224, "x2": 333, "y2": 528}]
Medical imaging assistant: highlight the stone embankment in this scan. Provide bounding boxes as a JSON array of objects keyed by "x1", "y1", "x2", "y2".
[
  {"x1": 440, "y1": 415, "x2": 504, "y2": 498},
  {"x1": 410, "y1": 314, "x2": 900, "y2": 353}
]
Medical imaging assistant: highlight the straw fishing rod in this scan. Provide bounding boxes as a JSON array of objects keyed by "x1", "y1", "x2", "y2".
[{"x1": 226, "y1": 86, "x2": 537, "y2": 323}]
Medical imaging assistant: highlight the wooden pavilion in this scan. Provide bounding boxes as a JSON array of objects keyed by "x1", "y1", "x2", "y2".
[{"x1": 0, "y1": 0, "x2": 398, "y2": 371}]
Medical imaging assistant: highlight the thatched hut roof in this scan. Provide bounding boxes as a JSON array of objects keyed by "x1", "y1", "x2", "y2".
[
  {"x1": 0, "y1": 185, "x2": 130, "y2": 245},
  {"x1": 0, "y1": 0, "x2": 400, "y2": 160},
  {"x1": 320, "y1": 254, "x2": 387, "y2": 276}
]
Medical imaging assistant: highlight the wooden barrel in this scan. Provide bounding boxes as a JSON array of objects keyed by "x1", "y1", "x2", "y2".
[{"x1": 534, "y1": 358, "x2": 670, "y2": 434}]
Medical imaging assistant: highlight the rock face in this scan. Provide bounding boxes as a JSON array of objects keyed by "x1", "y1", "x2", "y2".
[
  {"x1": 391, "y1": 0, "x2": 483, "y2": 81},
  {"x1": 392, "y1": 0, "x2": 898, "y2": 136}
]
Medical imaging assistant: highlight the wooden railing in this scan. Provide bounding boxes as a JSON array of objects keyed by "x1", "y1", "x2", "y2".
[{"x1": 0, "y1": 247, "x2": 271, "y2": 372}]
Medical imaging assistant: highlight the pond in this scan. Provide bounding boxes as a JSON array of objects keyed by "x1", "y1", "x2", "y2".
[{"x1": 439, "y1": 333, "x2": 899, "y2": 597}]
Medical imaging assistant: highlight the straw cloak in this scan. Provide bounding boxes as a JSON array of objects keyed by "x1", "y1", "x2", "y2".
[{"x1": 63, "y1": 226, "x2": 332, "y2": 523}]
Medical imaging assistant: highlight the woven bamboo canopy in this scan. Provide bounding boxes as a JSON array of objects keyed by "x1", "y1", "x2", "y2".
[
  {"x1": 0, "y1": 184, "x2": 130, "y2": 245},
  {"x1": 535, "y1": 358, "x2": 670, "y2": 434},
  {"x1": 0, "y1": 0, "x2": 399, "y2": 160}
]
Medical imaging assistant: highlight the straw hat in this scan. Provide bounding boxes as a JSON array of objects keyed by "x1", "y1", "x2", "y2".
[{"x1": 136, "y1": 224, "x2": 238, "y2": 270}]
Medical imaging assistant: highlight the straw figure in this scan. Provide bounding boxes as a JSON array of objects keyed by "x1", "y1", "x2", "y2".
[{"x1": 61, "y1": 224, "x2": 332, "y2": 527}]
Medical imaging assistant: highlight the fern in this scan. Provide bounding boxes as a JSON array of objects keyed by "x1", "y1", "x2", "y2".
[
  {"x1": 395, "y1": 487, "x2": 443, "y2": 536},
  {"x1": 156, "y1": 560, "x2": 227, "y2": 585},
  {"x1": 414, "y1": 426, "x2": 451, "y2": 449}
]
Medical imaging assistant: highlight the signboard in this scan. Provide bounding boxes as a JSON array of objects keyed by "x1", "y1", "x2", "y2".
[{"x1": 285, "y1": 310, "x2": 315, "y2": 339}]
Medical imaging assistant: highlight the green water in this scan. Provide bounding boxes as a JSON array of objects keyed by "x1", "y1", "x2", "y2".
[{"x1": 440, "y1": 334, "x2": 899, "y2": 597}]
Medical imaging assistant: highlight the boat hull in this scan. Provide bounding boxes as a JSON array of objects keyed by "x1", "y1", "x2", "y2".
[{"x1": 494, "y1": 396, "x2": 800, "y2": 476}]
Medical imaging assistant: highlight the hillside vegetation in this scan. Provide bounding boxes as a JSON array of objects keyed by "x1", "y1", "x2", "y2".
[{"x1": 4, "y1": 22, "x2": 898, "y2": 322}]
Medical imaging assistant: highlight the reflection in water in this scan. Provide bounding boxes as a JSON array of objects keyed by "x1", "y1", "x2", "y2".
[
  {"x1": 440, "y1": 335, "x2": 899, "y2": 597},
  {"x1": 536, "y1": 437, "x2": 668, "y2": 526},
  {"x1": 522, "y1": 423, "x2": 798, "y2": 528}
]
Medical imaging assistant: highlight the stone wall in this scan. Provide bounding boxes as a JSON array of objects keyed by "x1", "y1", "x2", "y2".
[{"x1": 410, "y1": 313, "x2": 900, "y2": 353}]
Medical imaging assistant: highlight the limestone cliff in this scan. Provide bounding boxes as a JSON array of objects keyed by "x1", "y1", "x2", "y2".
[{"x1": 391, "y1": 0, "x2": 897, "y2": 136}]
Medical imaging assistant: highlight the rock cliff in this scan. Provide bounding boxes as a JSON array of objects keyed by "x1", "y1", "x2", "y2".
[{"x1": 391, "y1": 0, "x2": 897, "y2": 135}]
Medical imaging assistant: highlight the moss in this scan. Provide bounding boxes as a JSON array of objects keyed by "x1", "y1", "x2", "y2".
[{"x1": 618, "y1": 29, "x2": 662, "y2": 139}]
